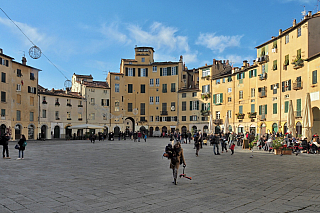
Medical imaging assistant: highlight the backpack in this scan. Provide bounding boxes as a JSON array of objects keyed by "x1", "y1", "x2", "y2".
[{"x1": 22, "y1": 141, "x2": 27, "y2": 147}]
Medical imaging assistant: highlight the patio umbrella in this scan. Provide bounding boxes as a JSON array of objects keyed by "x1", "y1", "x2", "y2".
[
  {"x1": 302, "y1": 93, "x2": 313, "y2": 141},
  {"x1": 224, "y1": 112, "x2": 229, "y2": 134},
  {"x1": 287, "y1": 100, "x2": 295, "y2": 135},
  {"x1": 208, "y1": 114, "x2": 213, "y2": 134}
]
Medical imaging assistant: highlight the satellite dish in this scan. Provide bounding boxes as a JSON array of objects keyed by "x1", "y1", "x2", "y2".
[{"x1": 64, "y1": 80, "x2": 72, "y2": 90}]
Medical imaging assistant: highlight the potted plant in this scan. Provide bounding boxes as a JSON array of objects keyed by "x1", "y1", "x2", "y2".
[{"x1": 272, "y1": 137, "x2": 283, "y2": 155}]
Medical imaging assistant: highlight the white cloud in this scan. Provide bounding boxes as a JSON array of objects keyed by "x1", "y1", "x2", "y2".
[
  {"x1": 225, "y1": 54, "x2": 256, "y2": 66},
  {"x1": 196, "y1": 33, "x2": 243, "y2": 53},
  {"x1": 99, "y1": 22, "x2": 131, "y2": 45}
]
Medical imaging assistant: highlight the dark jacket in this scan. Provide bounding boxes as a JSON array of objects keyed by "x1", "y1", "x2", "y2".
[
  {"x1": 18, "y1": 138, "x2": 26, "y2": 151},
  {"x1": 170, "y1": 147, "x2": 186, "y2": 170},
  {"x1": 2, "y1": 135, "x2": 10, "y2": 146}
]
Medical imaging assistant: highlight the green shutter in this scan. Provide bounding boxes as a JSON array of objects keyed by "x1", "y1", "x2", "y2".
[
  {"x1": 220, "y1": 93, "x2": 223, "y2": 103},
  {"x1": 190, "y1": 101, "x2": 192, "y2": 110},
  {"x1": 243, "y1": 72, "x2": 245, "y2": 78},
  {"x1": 249, "y1": 71, "x2": 252, "y2": 78},
  {"x1": 167, "y1": 67, "x2": 171, "y2": 76},
  {"x1": 313, "y1": 70, "x2": 317, "y2": 84},
  {"x1": 265, "y1": 63, "x2": 268, "y2": 73},
  {"x1": 251, "y1": 104, "x2": 255, "y2": 113},
  {"x1": 202, "y1": 86, "x2": 205, "y2": 93},
  {"x1": 254, "y1": 69, "x2": 257, "y2": 77},
  {"x1": 237, "y1": 73, "x2": 239, "y2": 80},
  {"x1": 201, "y1": 103, "x2": 204, "y2": 111},
  {"x1": 297, "y1": 99, "x2": 301, "y2": 112},
  {"x1": 175, "y1": 66, "x2": 178, "y2": 75},
  {"x1": 213, "y1": 94, "x2": 216, "y2": 104},
  {"x1": 239, "y1": 106, "x2": 243, "y2": 114},
  {"x1": 160, "y1": 68, "x2": 162, "y2": 76},
  {"x1": 265, "y1": 104, "x2": 267, "y2": 114},
  {"x1": 259, "y1": 105, "x2": 262, "y2": 115},
  {"x1": 208, "y1": 103, "x2": 210, "y2": 110},
  {"x1": 288, "y1": 79, "x2": 291, "y2": 90},
  {"x1": 273, "y1": 103, "x2": 277, "y2": 114},
  {"x1": 285, "y1": 101, "x2": 289, "y2": 113},
  {"x1": 190, "y1": 116, "x2": 193, "y2": 121}
]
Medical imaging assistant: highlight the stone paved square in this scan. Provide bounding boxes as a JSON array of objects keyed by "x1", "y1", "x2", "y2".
[{"x1": 1, "y1": 138, "x2": 320, "y2": 212}]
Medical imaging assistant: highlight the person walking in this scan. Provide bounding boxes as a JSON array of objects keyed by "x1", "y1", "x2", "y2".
[
  {"x1": 220, "y1": 133, "x2": 227, "y2": 153},
  {"x1": 169, "y1": 142, "x2": 186, "y2": 185},
  {"x1": 230, "y1": 142, "x2": 235, "y2": 155},
  {"x1": 213, "y1": 133, "x2": 220, "y2": 155},
  {"x1": 17, "y1": 134, "x2": 26, "y2": 160},
  {"x1": 144, "y1": 133, "x2": 147, "y2": 142},
  {"x1": 2, "y1": 132, "x2": 10, "y2": 159},
  {"x1": 187, "y1": 131, "x2": 191, "y2": 144},
  {"x1": 133, "y1": 131, "x2": 138, "y2": 142},
  {"x1": 137, "y1": 131, "x2": 142, "y2": 142}
]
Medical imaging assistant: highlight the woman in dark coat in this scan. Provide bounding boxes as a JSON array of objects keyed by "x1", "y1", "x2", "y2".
[
  {"x1": 17, "y1": 134, "x2": 26, "y2": 160},
  {"x1": 170, "y1": 142, "x2": 186, "y2": 185}
]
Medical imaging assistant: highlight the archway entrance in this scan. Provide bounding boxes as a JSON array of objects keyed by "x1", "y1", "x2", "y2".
[
  {"x1": 28, "y1": 125, "x2": 35, "y2": 140},
  {"x1": 66, "y1": 126, "x2": 72, "y2": 138},
  {"x1": 15, "y1": 124, "x2": 22, "y2": 140},
  {"x1": 54, "y1": 125, "x2": 60, "y2": 138},
  {"x1": 192, "y1": 126, "x2": 197, "y2": 134},
  {"x1": 125, "y1": 117, "x2": 135, "y2": 133},
  {"x1": 203, "y1": 125, "x2": 208, "y2": 134},
  {"x1": 162, "y1": 126, "x2": 167, "y2": 136},
  {"x1": 260, "y1": 123, "x2": 266, "y2": 136},
  {"x1": 0, "y1": 124, "x2": 6, "y2": 136},
  {"x1": 41, "y1": 125, "x2": 47, "y2": 139},
  {"x1": 312, "y1": 107, "x2": 320, "y2": 136},
  {"x1": 296, "y1": 122, "x2": 302, "y2": 137},
  {"x1": 237, "y1": 125, "x2": 243, "y2": 134},
  {"x1": 114, "y1": 126, "x2": 120, "y2": 136},
  {"x1": 284, "y1": 122, "x2": 288, "y2": 134},
  {"x1": 272, "y1": 123, "x2": 278, "y2": 133}
]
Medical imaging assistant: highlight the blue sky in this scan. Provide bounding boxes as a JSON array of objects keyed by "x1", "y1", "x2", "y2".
[{"x1": 0, "y1": 0, "x2": 318, "y2": 89}]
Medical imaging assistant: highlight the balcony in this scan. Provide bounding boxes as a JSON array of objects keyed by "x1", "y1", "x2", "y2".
[
  {"x1": 295, "y1": 111, "x2": 302, "y2": 118},
  {"x1": 201, "y1": 110, "x2": 210, "y2": 116},
  {"x1": 247, "y1": 112, "x2": 257, "y2": 118},
  {"x1": 257, "y1": 55, "x2": 269, "y2": 64},
  {"x1": 160, "y1": 111, "x2": 168, "y2": 115},
  {"x1": 42, "y1": 101, "x2": 47, "y2": 104},
  {"x1": 201, "y1": 93, "x2": 211, "y2": 100},
  {"x1": 55, "y1": 118, "x2": 60, "y2": 120},
  {"x1": 258, "y1": 73, "x2": 267, "y2": 80},
  {"x1": 258, "y1": 90, "x2": 267, "y2": 98},
  {"x1": 293, "y1": 59, "x2": 304, "y2": 70},
  {"x1": 293, "y1": 81, "x2": 303, "y2": 90},
  {"x1": 78, "y1": 105, "x2": 83, "y2": 107},
  {"x1": 214, "y1": 119, "x2": 223, "y2": 125},
  {"x1": 236, "y1": 113, "x2": 245, "y2": 120},
  {"x1": 55, "y1": 102, "x2": 60, "y2": 106},
  {"x1": 258, "y1": 114, "x2": 266, "y2": 121},
  {"x1": 67, "y1": 103, "x2": 72, "y2": 107}
]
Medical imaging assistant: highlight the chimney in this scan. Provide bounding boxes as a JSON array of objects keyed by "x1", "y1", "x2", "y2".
[
  {"x1": 205, "y1": 63, "x2": 207, "y2": 66},
  {"x1": 293, "y1": 19, "x2": 296, "y2": 27},
  {"x1": 243, "y1": 60, "x2": 248, "y2": 67},
  {"x1": 0, "y1": 48, "x2": 2, "y2": 54},
  {"x1": 213, "y1": 59, "x2": 216, "y2": 65},
  {"x1": 22, "y1": 57, "x2": 27, "y2": 65},
  {"x1": 226, "y1": 60, "x2": 229, "y2": 65},
  {"x1": 179, "y1": 55, "x2": 183, "y2": 62},
  {"x1": 308, "y1": 11, "x2": 312, "y2": 17},
  {"x1": 279, "y1": 29, "x2": 282, "y2": 35}
]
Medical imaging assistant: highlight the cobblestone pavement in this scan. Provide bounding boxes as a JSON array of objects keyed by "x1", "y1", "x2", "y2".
[{"x1": 1, "y1": 138, "x2": 320, "y2": 213}]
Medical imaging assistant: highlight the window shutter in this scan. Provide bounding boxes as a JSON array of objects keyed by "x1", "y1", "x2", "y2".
[
  {"x1": 285, "y1": 101, "x2": 289, "y2": 113},
  {"x1": 258, "y1": 87, "x2": 261, "y2": 92},
  {"x1": 196, "y1": 101, "x2": 199, "y2": 110},
  {"x1": 313, "y1": 70, "x2": 317, "y2": 84},
  {"x1": 107, "y1": 99, "x2": 109, "y2": 106},
  {"x1": 28, "y1": 86, "x2": 31, "y2": 93},
  {"x1": 146, "y1": 68, "x2": 148, "y2": 77},
  {"x1": 202, "y1": 86, "x2": 205, "y2": 93},
  {"x1": 5, "y1": 60, "x2": 8, "y2": 67},
  {"x1": 273, "y1": 103, "x2": 277, "y2": 114},
  {"x1": 167, "y1": 67, "x2": 171, "y2": 76},
  {"x1": 243, "y1": 72, "x2": 245, "y2": 78},
  {"x1": 0, "y1": 58, "x2": 2, "y2": 64},
  {"x1": 264, "y1": 104, "x2": 267, "y2": 114},
  {"x1": 220, "y1": 93, "x2": 223, "y2": 103},
  {"x1": 254, "y1": 69, "x2": 257, "y2": 77},
  {"x1": 190, "y1": 116, "x2": 193, "y2": 121},
  {"x1": 249, "y1": 71, "x2": 252, "y2": 78},
  {"x1": 201, "y1": 103, "x2": 204, "y2": 111},
  {"x1": 251, "y1": 104, "x2": 255, "y2": 113},
  {"x1": 190, "y1": 101, "x2": 192, "y2": 110},
  {"x1": 259, "y1": 105, "x2": 262, "y2": 115},
  {"x1": 33, "y1": 87, "x2": 36, "y2": 94},
  {"x1": 271, "y1": 85, "x2": 273, "y2": 90},
  {"x1": 297, "y1": 99, "x2": 301, "y2": 112},
  {"x1": 133, "y1": 68, "x2": 135, "y2": 76},
  {"x1": 160, "y1": 117, "x2": 162, "y2": 122},
  {"x1": 239, "y1": 106, "x2": 243, "y2": 114},
  {"x1": 101, "y1": 99, "x2": 104, "y2": 106},
  {"x1": 288, "y1": 79, "x2": 291, "y2": 90},
  {"x1": 138, "y1": 68, "x2": 141, "y2": 77},
  {"x1": 265, "y1": 63, "x2": 268, "y2": 73},
  {"x1": 160, "y1": 68, "x2": 162, "y2": 76},
  {"x1": 213, "y1": 94, "x2": 216, "y2": 104},
  {"x1": 125, "y1": 68, "x2": 128, "y2": 76},
  {"x1": 175, "y1": 66, "x2": 178, "y2": 75},
  {"x1": 237, "y1": 73, "x2": 239, "y2": 80},
  {"x1": 282, "y1": 82, "x2": 285, "y2": 92}
]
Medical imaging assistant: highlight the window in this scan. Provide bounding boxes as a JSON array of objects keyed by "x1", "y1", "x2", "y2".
[
  {"x1": 272, "y1": 102, "x2": 278, "y2": 114},
  {"x1": 128, "y1": 84, "x2": 133, "y2": 93},
  {"x1": 182, "y1": 93, "x2": 186, "y2": 98},
  {"x1": 172, "y1": 66, "x2": 177, "y2": 75},
  {"x1": 55, "y1": 111, "x2": 59, "y2": 120},
  {"x1": 251, "y1": 104, "x2": 255, "y2": 113},
  {"x1": 297, "y1": 49, "x2": 301, "y2": 60},
  {"x1": 140, "y1": 103, "x2": 145, "y2": 115},
  {"x1": 67, "y1": 112, "x2": 71, "y2": 120},
  {"x1": 190, "y1": 100, "x2": 199, "y2": 110},
  {"x1": 1, "y1": 91, "x2": 6, "y2": 102},
  {"x1": 79, "y1": 113, "x2": 83, "y2": 120},
  {"x1": 140, "y1": 68, "x2": 147, "y2": 77},
  {"x1": 115, "y1": 76, "x2": 120, "y2": 80},
  {"x1": 259, "y1": 105, "x2": 267, "y2": 115},
  {"x1": 285, "y1": 101, "x2": 289, "y2": 113},
  {"x1": 249, "y1": 69, "x2": 257, "y2": 78},
  {"x1": 17, "y1": 94, "x2": 21, "y2": 104},
  {"x1": 30, "y1": 73, "x2": 35, "y2": 80},
  {"x1": 222, "y1": 78, "x2": 225, "y2": 83},
  {"x1": 16, "y1": 110, "x2": 21, "y2": 121},
  {"x1": 237, "y1": 72, "x2": 245, "y2": 80},
  {"x1": 67, "y1": 99, "x2": 71, "y2": 106},
  {"x1": 227, "y1": 88, "x2": 232, "y2": 93},
  {"x1": 239, "y1": 91, "x2": 243, "y2": 99},
  {"x1": 162, "y1": 84, "x2": 167, "y2": 93},
  {"x1": 284, "y1": 55, "x2": 289, "y2": 66},
  {"x1": 216, "y1": 79, "x2": 220, "y2": 84},
  {"x1": 28, "y1": 86, "x2": 36, "y2": 94},
  {"x1": 227, "y1": 76, "x2": 232, "y2": 82},
  {"x1": 201, "y1": 103, "x2": 210, "y2": 111},
  {"x1": 16, "y1": 84, "x2": 21, "y2": 91},
  {"x1": 202, "y1": 69, "x2": 210, "y2": 77},
  {"x1": 273, "y1": 60, "x2": 277, "y2": 70},
  {"x1": 239, "y1": 106, "x2": 243, "y2": 114},
  {"x1": 150, "y1": 79, "x2": 154, "y2": 87},
  {"x1": 1, "y1": 72, "x2": 6, "y2": 83},
  {"x1": 271, "y1": 83, "x2": 279, "y2": 94},
  {"x1": 30, "y1": 97, "x2": 34, "y2": 106},
  {"x1": 0, "y1": 109, "x2": 5, "y2": 117},
  {"x1": 141, "y1": 58, "x2": 145, "y2": 62},
  {"x1": 115, "y1": 84, "x2": 120, "y2": 92},
  {"x1": 90, "y1": 98, "x2": 95, "y2": 105},
  {"x1": 162, "y1": 103, "x2": 167, "y2": 112},
  {"x1": 171, "y1": 83, "x2": 176, "y2": 92},
  {"x1": 153, "y1": 66, "x2": 157, "y2": 72},
  {"x1": 216, "y1": 111, "x2": 221, "y2": 119},
  {"x1": 202, "y1": 85, "x2": 210, "y2": 93},
  {"x1": 227, "y1": 110, "x2": 232, "y2": 119},
  {"x1": 101, "y1": 99, "x2": 108, "y2": 106},
  {"x1": 312, "y1": 70, "x2": 317, "y2": 84},
  {"x1": 285, "y1": 34, "x2": 289, "y2": 44},
  {"x1": 192, "y1": 92, "x2": 197, "y2": 97},
  {"x1": 42, "y1": 109, "x2": 46, "y2": 118},
  {"x1": 190, "y1": 115, "x2": 197, "y2": 121},
  {"x1": 228, "y1": 97, "x2": 232, "y2": 102},
  {"x1": 297, "y1": 27, "x2": 301, "y2": 37},
  {"x1": 156, "y1": 116, "x2": 160, "y2": 121},
  {"x1": 149, "y1": 97, "x2": 154, "y2": 104},
  {"x1": 128, "y1": 68, "x2": 133, "y2": 76},
  {"x1": 297, "y1": 99, "x2": 302, "y2": 117},
  {"x1": 162, "y1": 68, "x2": 167, "y2": 76},
  {"x1": 182, "y1": 101, "x2": 186, "y2": 111},
  {"x1": 213, "y1": 93, "x2": 223, "y2": 105},
  {"x1": 282, "y1": 80, "x2": 291, "y2": 92},
  {"x1": 90, "y1": 113, "x2": 95, "y2": 120},
  {"x1": 115, "y1": 101, "x2": 120, "y2": 111},
  {"x1": 30, "y1": 112, "x2": 34, "y2": 121},
  {"x1": 17, "y1": 69, "x2": 22, "y2": 77},
  {"x1": 262, "y1": 64, "x2": 267, "y2": 73},
  {"x1": 128, "y1": 103, "x2": 133, "y2": 112},
  {"x1": 90, "y1": 88, "x2": 95, "y2": 92},
  {"x1": 251, "y1": 88, "x2": 255, "y2": 97},
  {"x1": 141, "y1": 84, "x2": 145, "y2": 93},
  {"x1": 150, "y1": 116, "x2": 154, "y2": 122},
  {"x1": 182, "y1": 116, "x2": 186, "y2": 121},
  {"x1": 155, "y1": 78, "x2": 160, "y2": 87}
]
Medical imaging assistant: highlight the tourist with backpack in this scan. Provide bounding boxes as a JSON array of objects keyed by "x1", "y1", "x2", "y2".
[
  {"x1": 17, "y1": 134, "x2": 27, "y2": 160},
  {"x1": 169, "y1": 142, "x2": 186, "y2": 185}
]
